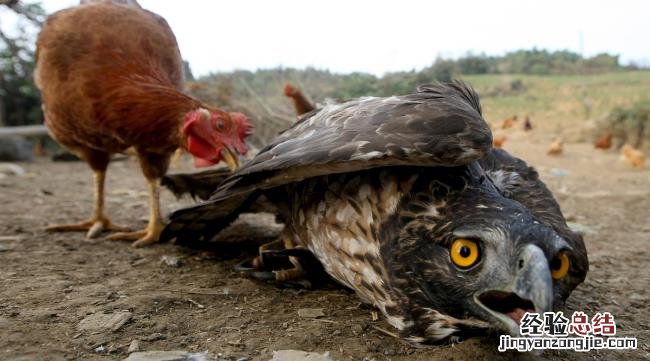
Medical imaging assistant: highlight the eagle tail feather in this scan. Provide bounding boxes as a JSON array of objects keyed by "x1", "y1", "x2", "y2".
[
  {"x1": 161, "y1": 169, "x2": 232, "y2": 201},
  {"x1": 160, "y1": 190, "x2": 259, "y2": 244}
]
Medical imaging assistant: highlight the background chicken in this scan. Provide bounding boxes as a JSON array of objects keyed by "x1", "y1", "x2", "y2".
[
  {"x1": 620, "y1": 144, "x2": 646, "y2": 168},
  {"x1": 523, "y1": 115, "x2": 533, "y2": 131},
  {"x1": 594, "y1": 132, "x2": 613, "y2": 150},
  {"x1": 547, "y1": 138, "x2": 563, "y2": 155},
  {"x1": 500, "y1": 115, "x2": 518, "y2": 129},
  {"x1": 492, "y1": 135, "x2": 507, "y2": 148},
  {"x1": 35, "y1": 0, "x2": 252, "y2": 247},
  {"x1": 283, "y1": 83, "x2": 315, "y2": 116}
]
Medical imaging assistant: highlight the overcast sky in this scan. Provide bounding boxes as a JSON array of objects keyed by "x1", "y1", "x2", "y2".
[{"x1": 30, "y1": 0, "x2": 650, "y2": 77}]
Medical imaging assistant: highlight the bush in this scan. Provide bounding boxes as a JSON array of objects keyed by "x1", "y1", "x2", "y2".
[{"x1": 603, "y1": 102, "x2": 650, "y2": 149}]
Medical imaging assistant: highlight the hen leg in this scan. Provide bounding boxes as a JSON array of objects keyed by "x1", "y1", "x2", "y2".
[
  {"x1": 46, "y1": 167, "x2": 129, "y2": 238},
  {"x1": 169, "y1": 148, "x2": 184, "y2": 169},
  {"x1": 107, "y1": 151, "x2": 169, "y2": 247},
  {"x1": 107, "y1": 177, "x2": 164, "y2": 247}
]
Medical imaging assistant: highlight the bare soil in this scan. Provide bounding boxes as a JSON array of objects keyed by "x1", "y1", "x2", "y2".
[{"x1": 0, "y1": 136, "x2": 648, "y2": 361}]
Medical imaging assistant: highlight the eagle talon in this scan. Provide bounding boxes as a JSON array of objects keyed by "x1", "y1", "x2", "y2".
[
  {"x1": 234, "y1": 258, "x2": 277, "y2": 281},
  {"x1": 273, "y1": 266, "x2": 305, "y2": 282},
  {"x1": 234, "y1": 257, "x2": 311, "y2": 288},
  {"x1": 233, "y1": 240, "x2": 323, "y2": 287}
]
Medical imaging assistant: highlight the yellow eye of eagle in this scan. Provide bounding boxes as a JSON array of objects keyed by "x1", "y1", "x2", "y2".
[
  {"x1": 450, "y1": 238, "x2": 480, "y2": 268},
  {"x1": 550, "y1": 251, "x2": 570, "y2": 279}
]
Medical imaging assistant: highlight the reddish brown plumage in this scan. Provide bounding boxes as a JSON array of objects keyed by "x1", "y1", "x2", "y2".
[
  {"x1": 35, "y1": 0, "x2": 251, "y2": 246},
  {"x1": 594, "y1": 132, "x2": 613, "y2": 150},
  {"x1": 283, "y1": 83, "x2": 315, "y2": 116},
  {"x1": 492, "y1": 135, "x2": 507, "y2": 148},
  {"x1": 547, "y1": 138, "x2": 563, "y2": 156},
  {"x1": 620, "y1": 144, "x2": 646, "y2": 168},
  {"x1": 500, "y1": 115, "x2": 518, "y2": 129},
  {"x1": 35, "y1": 1, "x2": 247, "y2": 174}
]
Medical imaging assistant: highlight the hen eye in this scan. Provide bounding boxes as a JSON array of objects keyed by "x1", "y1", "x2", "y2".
[
  {"x1": 450, "y1": 238, "x2": 480, "y2": 269},
  {"x1": 215, "y1": 119, "x2": 225, "y2": 130},
  {"x1": 550, "y1": 251, "x2": 570, "y2": 280}
]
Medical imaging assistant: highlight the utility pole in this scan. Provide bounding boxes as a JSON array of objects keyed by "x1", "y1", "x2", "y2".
[{"x1": 579, "y1": 31, "x2": 584, "y2": 57}]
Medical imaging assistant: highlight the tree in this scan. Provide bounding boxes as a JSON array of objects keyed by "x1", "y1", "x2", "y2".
[
  {"x1": 0, "y1": 0, "x2": 45, "y2": 126},
  {"x1": 419, "y1": 58, "x2": 458, "y2": 83},
  {"x1": 457, "y1": 53, "x2": 494, "y2": 74}
]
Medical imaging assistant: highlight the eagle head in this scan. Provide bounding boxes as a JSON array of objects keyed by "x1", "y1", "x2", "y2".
[{"x1": 382, "y1": 164, "x2": 588, "y2": 344}]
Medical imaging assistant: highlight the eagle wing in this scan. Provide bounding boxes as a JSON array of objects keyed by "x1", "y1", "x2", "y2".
[{"x1": 162, "y1": 81, "x2": 492, "y2": 242}]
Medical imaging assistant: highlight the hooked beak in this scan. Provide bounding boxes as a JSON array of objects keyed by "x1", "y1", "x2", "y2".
[
  {"x1": 474, "y1": 244, "x2": 554, "y2": 337},
  {"x1": 221, "y1": 146, "x2": 239, "y2": 171}
]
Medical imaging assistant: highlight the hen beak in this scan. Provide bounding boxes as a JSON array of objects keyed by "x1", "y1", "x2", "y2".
[
  {"x1": 221, "y1": 147, "x2": 240, "y2": 171},
  {"x1": 474, "y1": 244, "x2": 553, "y2": 337}
]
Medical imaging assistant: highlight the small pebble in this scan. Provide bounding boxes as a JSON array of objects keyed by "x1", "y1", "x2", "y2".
[
  {"x1": 77, "y1": 311, "x2": 132, "y2": 333},
  {"x1": 124, "y1": 351, "x2": 210, "y2": 361},
  {"x1": 271, "y1": 350, "x2": 331, "y2": 361},
  {"x1": 160, "y1": 255, "x2": 181, "y2": 267},
  {"x1": 297, "y1": 308, "x2": 325, "y2": 318},
  {"x1": 127, "y1": 339, "x2": 140, "y2": 353},
  {"x1": 142, "y1": 332, "x2": 167, "y2": 341}
]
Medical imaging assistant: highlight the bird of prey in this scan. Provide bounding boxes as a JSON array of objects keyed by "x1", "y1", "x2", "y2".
[{"x1": 161, "y1": 81, "x2": 588, "y2": 344}]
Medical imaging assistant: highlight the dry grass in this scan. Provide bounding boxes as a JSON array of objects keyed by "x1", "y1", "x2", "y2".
[
  {"x1": 187, "y1": 70, "x2": 650, "y2": 147},
  {"x1": 464, "y1": 71, "x2": 650, "y2": 141}
]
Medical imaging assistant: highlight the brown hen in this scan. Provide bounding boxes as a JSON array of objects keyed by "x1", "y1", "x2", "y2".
[
  {"x1": 492, "y1": 135, "x2": 507, "y2": 148},
  {"x1": 547, "y1": 138, "x2": 563, "y2": 156},
  {"x1": 620, "y1": 144, "x2": 646, "y2": 168},
  {"x1": 594, "y1": 132, "x2": 613, "y2": 150},
  {"x1": 283, "y1": 83, "x2": 315, "y2": 116},
  {"x1": 500, "y1": 115, "x2": 518, "y2": 129},
  {"x1": 35, "y1": 0, "x2": 252, "y2": 247}
]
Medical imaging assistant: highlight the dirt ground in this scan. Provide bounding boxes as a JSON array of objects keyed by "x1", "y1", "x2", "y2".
[{"x1": 0, "y1": 136, "x2": 648, "y2": 361}]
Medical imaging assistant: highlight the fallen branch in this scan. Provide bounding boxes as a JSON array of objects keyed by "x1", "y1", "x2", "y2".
[{"x1": 371, "y1": 325, "x2": 399, "y2": 339}]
